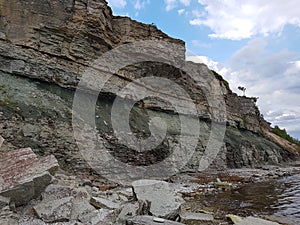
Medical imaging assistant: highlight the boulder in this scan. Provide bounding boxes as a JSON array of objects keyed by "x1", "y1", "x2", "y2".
[
  {"x1": 180, "y1": 212, "x2": 214, "y2": 224},
  {"x1": 0, "y1": 148, "x2": 58, "y2": 206},
  {"x1": 78, "y1": 208, "x2": 113, "y2": 225},
  {"x1": 34, "y1": 196, "x2": 74, "y2": 222},
  {"x1": 127, "y1": 215, "x2": 185, "y2": 225},
  {"x1": 132, "y1": 180, "x2": 185, "y2": 220},
  {"x1": 34, "y1": 184, "x2": 96, "y2": 222},
  {"x1": 71, "y1": 200, "x2": 96, "y2": 221},
  {"x1": 116, "y1": 202, "x2": 140, "y2": 224},
  {"x1": 90, "y1": 196, "x2": 120, "y2": 210},
  {"x1": 236, "y1": 216, "x2": 280, "y2": 225}
]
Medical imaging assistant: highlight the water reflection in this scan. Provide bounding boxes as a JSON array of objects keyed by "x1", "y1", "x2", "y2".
[
  {"x1": 272, "y1": 174, "x2": 300, "y2": 221},
  {"x1": 190, "y1": 174, "x2": 300, "y2": 222}
]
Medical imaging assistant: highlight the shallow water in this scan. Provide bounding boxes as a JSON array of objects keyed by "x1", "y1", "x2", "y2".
[
  {"x1": 190, "y1": 174, "x2": 300, "y2": 222},
  {"x1": 272, "y1": 174, "x2": 300, "y2": 221}
]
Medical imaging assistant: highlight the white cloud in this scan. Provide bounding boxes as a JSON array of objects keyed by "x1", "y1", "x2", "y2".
[
  {"x1": 178, "y1": 9, "x2": 185, "y2": 15},
  {"x1": 164, "y1": 0, "x2": 177, "y2": 11},
  {"x1": 190, "y1": 0, "x2": 300, "y2": 40},
  {"x1": 192, "y1": 10, "x2": 204, "y2": 18},
  {"x1": 186, "y1": 55, "x2": 229, "y2": 80},
  {"x1": 180, "y1": 0, "x2": 190, "y2": 7},
  {"x1": 187, "y1": 39, "x2": 300, "y2": 138},
  {"x1": 107, "y1": 0, "x2": 127, "y2": 8},
  {"x1": 227, "y1": 39, "x2": 300, "y2": 136},
  {"x1": 164, "y1": 0, "x2": 190, "y2": 12},
  {"x1": 191, "y1": 40, "x2": 212, "y2": 48},
  {"x1": 134, "y1": 0, "x2": 150, "y2": 10}
]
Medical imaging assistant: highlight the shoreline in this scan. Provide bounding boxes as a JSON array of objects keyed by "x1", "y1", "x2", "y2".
[
  {"x1": 3, "y1": 162, "x2": 300, "y2": 224},
  {"x1": 170, "y1": 164, "x2": 300, "y2": 224}
]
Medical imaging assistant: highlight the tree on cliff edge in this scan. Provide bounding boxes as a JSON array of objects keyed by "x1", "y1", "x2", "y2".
[{"x1": 238, "y1": 86, "x2": 246, "y2": 96}]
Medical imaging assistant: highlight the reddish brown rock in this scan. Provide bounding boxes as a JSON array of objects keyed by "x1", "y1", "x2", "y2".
[{"x1": 0, "y1": 148, "x2": 58, "y2": 206}]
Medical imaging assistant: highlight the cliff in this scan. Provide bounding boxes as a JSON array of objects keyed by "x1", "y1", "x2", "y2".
[{"x1": 0, "y1": 0, "x2": 298, "y2": 177}]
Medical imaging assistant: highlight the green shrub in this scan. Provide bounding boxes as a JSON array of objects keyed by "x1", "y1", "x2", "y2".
[{"x1": 273, "y1": 125, "x2": 300, "y2": 146}]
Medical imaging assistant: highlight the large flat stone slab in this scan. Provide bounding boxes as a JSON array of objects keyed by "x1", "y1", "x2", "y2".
[
  {"x1": 90, "y1": 196, "x2": 120, "y2": 209},
  {"x1": 180, "y1": 212, "x2": 214, "y2": 223},
  {"x1": 236, "y1": 216, "x2": 280, "y2": 225},
  {"x1": 132, "y1": 180, "x2": 185, "y2": 220},
  {"x1": 0, "y1": 148, "x2": 58, "y2": 206},
  {"x1": 34, "y1": 196, "x2": 74, "y2": 222},
  {"x1": 127, "y1": 216, "x2": 184, "y2": 225},
  {"x1": 34, "y1": 184, "x2": 96, "y2": 222}
]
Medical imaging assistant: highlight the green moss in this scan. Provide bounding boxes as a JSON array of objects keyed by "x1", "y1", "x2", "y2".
[
  {"x1": 0, "y1": 97, "x2": 21, "y2": 114},
  {"x1": 0, "y1": 84, "x2": 6, "y2": 94},
  {"x1": 0, "y1": 84, "x2": 22, "y2": 114}
]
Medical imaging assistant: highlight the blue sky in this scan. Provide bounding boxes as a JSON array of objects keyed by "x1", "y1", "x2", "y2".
[{"x1": 107, "y1": 0, "x2": 300, "y2": 139}]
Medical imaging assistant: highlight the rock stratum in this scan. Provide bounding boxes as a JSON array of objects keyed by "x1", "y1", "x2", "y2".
[{"x1": 0, "y1": 0, "x2": 299, "y2": 179}]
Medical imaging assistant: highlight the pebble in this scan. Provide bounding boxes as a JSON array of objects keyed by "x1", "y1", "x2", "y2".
[
  {"x1": 92, "y1": 186, "x2": 99, "y2": 192},
  {"x1": 153, "y1": 217, "x2": 165, "y2": 223}
]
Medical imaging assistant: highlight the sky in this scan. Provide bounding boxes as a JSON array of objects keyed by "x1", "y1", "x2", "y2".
[{"x1": 107, "y1": 0, "x2": 300, "y2": 139}]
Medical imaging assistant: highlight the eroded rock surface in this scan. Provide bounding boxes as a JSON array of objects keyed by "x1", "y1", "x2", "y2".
[
  {"x1": 132, "y1": 180, "x2": 185, "y2": 220},
  {"x1": 0, "y1": 148, "x2": 58, "y2": 206},
  {"x1": 0, "y1": 0, "x2": 298, "y2": 183},
  {"x1": 236, "y1": 216, "x2": 280, "y2": 225}
]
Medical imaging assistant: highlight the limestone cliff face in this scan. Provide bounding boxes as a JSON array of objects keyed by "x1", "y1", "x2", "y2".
[
  {"x1": 0, "y1": 0, "x2": 298, "y2": 175},
  {"x1": 0, "y1": 0, "x2": 265, "y2": 132}
]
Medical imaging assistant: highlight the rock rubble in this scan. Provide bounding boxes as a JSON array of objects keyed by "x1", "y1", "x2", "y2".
[{"x1": 0, "y1": 148, "x2": 58, "y2": 206}]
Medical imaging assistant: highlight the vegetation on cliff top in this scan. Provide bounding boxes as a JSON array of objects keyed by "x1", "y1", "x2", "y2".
[
  {"x1": 209, "y1": 69, "x2": 231, "y2": 91},
  {"x1": 273, "y1": 125, "x2": 300, "y2": 147}
]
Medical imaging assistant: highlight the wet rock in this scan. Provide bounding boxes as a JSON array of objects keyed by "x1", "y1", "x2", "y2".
[
  {"x1": 262, "y1": 215, "x2": 299, "y2": 225},
  {"x1": 90, "y1": 196, "x2": 120, "y2": 209},
  {"x1": 132, "y1": 180, "x2": 185, "y2": 220},
  {"x1": 0, "y1": 148, "x2": 58, "y2": 206},
  {"x1": 236, "y1": 216, "x2": 280, "y2": 225},
  {"x1": 127, "y1": 215, "x2": 185, "y2": 225},
  {"x1": 180, "y1": 212, "x2": 214, "y2": 224},
  {"x1": 213, "y1": 179, "x2": 232, "y2": 190},
  {"x1": 34, "y1": 196, "x2": 74, "y2": 222}
]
